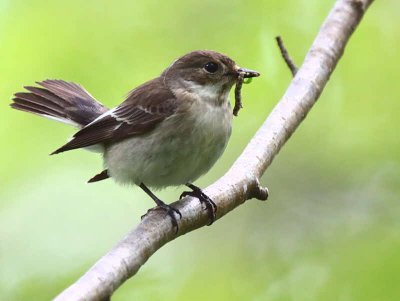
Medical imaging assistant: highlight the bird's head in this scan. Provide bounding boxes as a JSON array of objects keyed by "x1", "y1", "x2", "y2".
[{"x1": 162, "y1": 50, "x2": 260, "y2": 105}]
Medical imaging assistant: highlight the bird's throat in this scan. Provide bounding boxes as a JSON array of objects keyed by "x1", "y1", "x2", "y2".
[{"x1": 183, "y1": 81, "x2": 231, "y2": 106}]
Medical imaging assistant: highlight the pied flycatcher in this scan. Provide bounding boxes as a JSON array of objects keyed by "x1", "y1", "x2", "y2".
[{"x1": 10, "y1": 50, "x2": 260, "y2": 231}]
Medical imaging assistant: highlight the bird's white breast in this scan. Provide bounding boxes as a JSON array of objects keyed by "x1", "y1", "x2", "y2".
[{"x1": 104, "y1": 94, "x2": 232, "y2": 188}]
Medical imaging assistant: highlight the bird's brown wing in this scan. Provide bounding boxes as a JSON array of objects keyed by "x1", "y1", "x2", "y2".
[{"x1": 51, "y1": 78, "x2": 178, "y2": 154}]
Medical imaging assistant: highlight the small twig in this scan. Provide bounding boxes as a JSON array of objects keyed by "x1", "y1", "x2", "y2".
[
  {"x1": 276, "y1": 36, "x2": 298, "y2": 76},
  {"x1": 233, "y1": 73, "x2": 245, "y2": 116}
]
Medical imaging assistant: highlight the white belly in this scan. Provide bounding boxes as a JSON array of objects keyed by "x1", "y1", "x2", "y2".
[{"x1": 104, "y1": 101, "x2": 232, "y2": 188}]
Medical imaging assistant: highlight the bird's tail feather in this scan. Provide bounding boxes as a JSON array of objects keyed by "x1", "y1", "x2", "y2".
[
  {"x1": 87, "y1": 169, "x2": 110, "y2": 183},
  {"x1": 11, "y1": 80, "x2": 108, "y2": 127}
]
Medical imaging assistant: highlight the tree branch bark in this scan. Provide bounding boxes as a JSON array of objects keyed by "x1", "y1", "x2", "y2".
[{"x1": 53, "y1": 0, "x2": 374, "y2": 300}]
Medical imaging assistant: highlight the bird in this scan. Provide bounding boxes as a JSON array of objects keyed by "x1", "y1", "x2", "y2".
[{"x1": 10, "y1": 50, "x2": 260, "y2": 231}]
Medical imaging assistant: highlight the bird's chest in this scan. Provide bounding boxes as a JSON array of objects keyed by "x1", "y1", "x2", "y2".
[
  {"x1": 153, "y1": 101, "x2": 232, "y2": 182},
  {"x1": 186, "y1": 101, "x2": 232, "y2": 154},
  {"x1": 168, "y1": 101, "x2": 232, "y2": 159}
]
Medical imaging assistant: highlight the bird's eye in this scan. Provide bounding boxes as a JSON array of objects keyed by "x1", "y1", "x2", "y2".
[{"x1": 203, "y1": 62, "x2": 219, "y2": 73}]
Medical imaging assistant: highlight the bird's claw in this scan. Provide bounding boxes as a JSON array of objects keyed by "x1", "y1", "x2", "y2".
[
  {"x1": 180, "y1": 187, "x2": 217, "y2": 225},
  {"x1": 141, "y1": 204, "x2": 182, "y2": 234}
]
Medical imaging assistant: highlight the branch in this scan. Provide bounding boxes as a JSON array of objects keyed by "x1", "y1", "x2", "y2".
[
  {"x1": 276, "y1": 36, "x2": 298, "y2": 76},
  {"x1": 53, "y1": 0, "x2": 374, "y2": 300}
]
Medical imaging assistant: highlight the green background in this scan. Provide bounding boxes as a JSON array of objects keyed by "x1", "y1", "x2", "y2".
[{"x1": 1, "y1": 0, "x2": 399, "y2": 300}]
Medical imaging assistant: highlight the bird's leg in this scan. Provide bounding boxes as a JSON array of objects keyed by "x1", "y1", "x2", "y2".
[
  {"x1": 139, "y1": 183, "x2": 182, "y2": 233},
  {"x1": 180, "y1": 183, "x2": 217, "y2": 225}
]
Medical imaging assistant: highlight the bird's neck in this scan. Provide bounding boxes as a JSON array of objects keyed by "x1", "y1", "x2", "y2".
[{"x1": 169, "y1": 79, "x2": 232, "y2": 106}]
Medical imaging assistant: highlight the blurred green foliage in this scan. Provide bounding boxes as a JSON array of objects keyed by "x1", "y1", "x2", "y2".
[{"x1": 1, "y1": 0, "x2": 399, "y2": 300}]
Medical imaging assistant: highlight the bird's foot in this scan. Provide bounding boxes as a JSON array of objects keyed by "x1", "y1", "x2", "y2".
[
  {"x1": 180, "y1": 184, "x2": 217, "y2": 225},
  {"x1": 141, "y1": 203, "x2": 182, "y2": 233}
]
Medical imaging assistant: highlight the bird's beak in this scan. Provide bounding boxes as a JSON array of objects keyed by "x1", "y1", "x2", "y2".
[{"x1": 237, "y1": 67, "x2": 260, "y2": 78}]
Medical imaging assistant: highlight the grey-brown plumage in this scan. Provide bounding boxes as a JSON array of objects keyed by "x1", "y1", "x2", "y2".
[
  {"x1": 50, "y1": 77, "x2": 179, "y2": 154},
  {"x1": 11, "y1": 80, "x2": 107, "y2": 127},
  {"x1": 10, "y1": 50, "x2": 260, "y2": 228},
  {"x1": 10, "y1": 50, "x2": 259, "y2": 185}
]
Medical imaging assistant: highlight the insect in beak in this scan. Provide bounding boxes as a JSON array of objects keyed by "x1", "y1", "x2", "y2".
[{"x1": 233, "y1": 67, "x2": 261, "y2": 116}]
